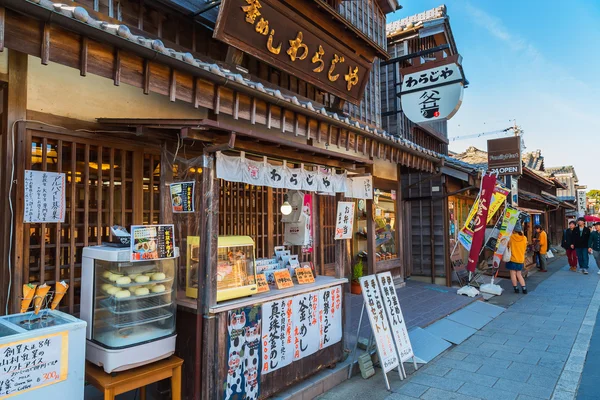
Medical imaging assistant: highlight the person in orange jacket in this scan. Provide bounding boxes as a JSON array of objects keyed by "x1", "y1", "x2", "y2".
[
  {"x1": 533, "y1": 225, "x2": 548, "y2": 272},
  {"x1": 507, "y1": 223, "x2": 528, "y2": 294}
]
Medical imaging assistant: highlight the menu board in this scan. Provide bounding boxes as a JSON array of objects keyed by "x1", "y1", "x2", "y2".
[
  {"x1": 273, "y1": 270, "x2": 294, "y2": 289},
  {"x1": 0, "y1": 332, "x2": 68, "y2": 398},
  {"x1": 262, "y1": 299, "x2": 294, "y2": 374},
  {"x1": 359, "y1": 275, "x2": 399, "y2": 373},
  {"x1": 295, "y1": 267, "x2": 315, "y2": 284},
  {"x1": 335, "y1": 202, "x2": 355, "y2": 240},
  {"x1": 23, "y1": 170, "x2": 66, "y2": 223},
  {"x1": 130, "y1": 224, "x2": 176, "y2": 262},
  {"x1": 318, "y1": 286, "x2": 342, "y2": 349},
  {"x1": 377, "y1": 272, "x2": 414, "y2": 362},
  {"x1": 262, "y1": 286, "x2": 343, "y2": 374},
  {"x1": 292, "y1": 292, "x2": 319, "y2": 360},
  {"x1": 255, "y1": 274, "x2": 270, "y2": 293},
  {"x1": 170, "y1": 181, "x2": 195, "y2": 213}
]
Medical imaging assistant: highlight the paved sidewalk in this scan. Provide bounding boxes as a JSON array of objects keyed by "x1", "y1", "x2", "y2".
[{"x1": 318, "y1": 256, "x2": 600, "y2": 400}]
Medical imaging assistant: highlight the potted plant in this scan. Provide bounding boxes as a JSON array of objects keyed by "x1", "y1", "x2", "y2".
[{"x1": 351, "y1": 258, "x2": 364, "y2": 295}]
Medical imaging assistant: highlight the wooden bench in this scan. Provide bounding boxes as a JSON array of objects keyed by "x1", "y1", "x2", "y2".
[{"x1": 85, "y1": 356, "x2": 183, "y2": 400}]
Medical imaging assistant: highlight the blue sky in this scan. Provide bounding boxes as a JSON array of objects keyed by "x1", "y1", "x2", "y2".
[{"x1": 388, "y1": 1, "x2": 600, "y2": 189}]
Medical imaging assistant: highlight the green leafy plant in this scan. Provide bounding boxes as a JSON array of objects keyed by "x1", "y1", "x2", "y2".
[{"x1": 352, "y1": 258, "x2": 364, "y2": 282}]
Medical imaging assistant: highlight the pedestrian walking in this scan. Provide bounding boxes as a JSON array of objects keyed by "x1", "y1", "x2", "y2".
[
  {"x1": 588, "y1": 222, "x2": 600, "y2": 274},
  {"x1": 507, "y1": 223, "x2": 527, "y2": 294},
  {"x1": 533, "y1": 225, "x2": 548, "y2": 272},
  {"x1": 562, "y1": 221, "x2": 578, "y2": 271},
  {"x1": 573, "y1": 217, "x2": 591, "y2": 274}
]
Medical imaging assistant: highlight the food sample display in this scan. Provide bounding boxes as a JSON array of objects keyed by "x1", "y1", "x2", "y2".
[
  {"x1": 81, "y1": 246, "x2": 179, "y2": 373},
  {"x1": 216, "y1": 236, "x2": 258, "y2": 302}
]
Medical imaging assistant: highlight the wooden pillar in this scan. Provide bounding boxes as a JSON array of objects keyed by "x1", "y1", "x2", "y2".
[
  {"x1": 334, "y1": 193, "x2": 352, "y2": 280},
  {"x1": 430, "y1": 199, "x2": 435, "y2": 284},
  {"x1": 395, "y1": 164, "x2": 404, "y2": 281},
  {"x1": 200, "y1": 152, "x2": 219, "y2": 400},
  {"x1": 2, "y1": 50, "x2": 27, "y2": 314},
  {"x1": 442, "y1": 178, "x2": 452, "y2": 287}
]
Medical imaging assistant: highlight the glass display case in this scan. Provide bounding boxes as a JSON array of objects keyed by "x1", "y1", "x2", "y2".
[
  {"x1": 217, "y1": 236, "x2": 257, "y2": 302},
  {"x1": 186, "y1": 236, "x2": 200, "y2": 298},
  {"x1": 81, "y1": 246, "x2": 178, "y2": 373}
]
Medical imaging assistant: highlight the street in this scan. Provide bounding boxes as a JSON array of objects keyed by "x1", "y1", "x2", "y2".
[{"x1": 319, "y1": 255, "x2": 600, "y2": 400}]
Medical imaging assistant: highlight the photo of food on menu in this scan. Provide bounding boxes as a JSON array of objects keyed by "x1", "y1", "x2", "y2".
[{"x1": 131, "y1": 224, "x2": 175, "y2": 261}]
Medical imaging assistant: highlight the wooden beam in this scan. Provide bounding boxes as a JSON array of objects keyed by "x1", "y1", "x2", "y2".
[
  {"x1": 213, "y1": 85, "x2": 220, "y2": 115},
  {"x1": 233, "y1": 91, "x2": 239, "y2": 120},
  {"x1": 193, "y1": 78, "x2": 199, "y2": 108},
  {"x1": 80, "y1": 36, "x2": 88, "y2": 76},
  {"x1": 113, "y1": 48, "x2": 121, "y2": 86},
  {"x1": 3, "y1": 50, "x2": 27, "y2": 313},
  {"x1": 41, "y1": 22, "x2": 50, "y2": 65},
  {"x1": 250, "y1": 98, "x2": 256, "y2": 125},
  {"x1": 169, "y1": 68, "x2": 176, "y2": 102},
  {"x1": 0, "y1": 7, "x2": 5, "y2": 52},
  {"x1": 143, "y1": 59, "x2": 150, "y2": 94}
]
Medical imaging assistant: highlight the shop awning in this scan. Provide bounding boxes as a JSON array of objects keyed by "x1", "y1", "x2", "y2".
[
  {"x1": 516, "y1": 206, "x2": 543, "y2": 215},
  {"x1": 560, "y1": 201, "x2": 577, "y2": 210},
  {"x1": 519, "y1": 189, "x2": 558, "y2": 206}
]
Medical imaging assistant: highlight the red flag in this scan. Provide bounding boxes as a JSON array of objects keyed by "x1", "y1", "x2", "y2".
[{"x1": 466, "y1": 174, "x2": 496, "y2": 272}]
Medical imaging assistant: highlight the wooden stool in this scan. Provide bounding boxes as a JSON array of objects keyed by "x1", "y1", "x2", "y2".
[{"x1": 85, "y1": 356, "x2": 183, "y2": 400}]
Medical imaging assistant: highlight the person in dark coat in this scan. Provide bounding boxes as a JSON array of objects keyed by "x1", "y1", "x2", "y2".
[
  {"x1": 561, "y1": 220, "x2": 578, "y2": 271},
  {"x1": 573, "y1": 217, "x2": 591, "y2": 274}
]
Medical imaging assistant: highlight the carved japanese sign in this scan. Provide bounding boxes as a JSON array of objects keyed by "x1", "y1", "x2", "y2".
[{"x1": 214, "y1": 0, "x2": 373, "y2": 105}]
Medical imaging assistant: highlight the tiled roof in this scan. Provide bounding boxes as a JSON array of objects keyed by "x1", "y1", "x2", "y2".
[
  {"x1": 546, "y1": 166, "x2": 578, "y2": 181},
  {"x1": 26, "y1": 0, "x2": 440, "y2": 160},
  {"x1": 451, "y1": 146, "x2": 488, "y2": 168},
  {"x1": 441, "y1": 154, "x2": 481, "y2": 173},
  {"x1": 386, "y1": 5, "x2": 446, "y2": 36},
  {"x1": 522, "y1": 150, "x2": 544, "y2": 171}
]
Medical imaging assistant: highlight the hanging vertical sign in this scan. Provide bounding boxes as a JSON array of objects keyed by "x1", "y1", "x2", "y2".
[
  {"x1": 23, "y1": 170, "x2": 66, "y2": 223},
  {"x1": 335, "y1": 202, "x2": 355, "y2": 240},
  {"x1": 170, "y1": 181, "x2": 195, "y2": 213},
  {"x1": 319, "y1": 286, "x2": 342, "y2": 350},
  {"x1": 377, "y1": 272, "x2": 414, "y2": 362},
  {"x1": 466, "y1": 174, "x2": 497, "y2": 272},
  {"x1": 292, "y1": 292, "x2": 320, "y2": 360},
  {"x1": 261, "y1": 299, "x2": 294, "y2": 374},
  {"x1": 359, "y1": 276, "x2": 399, "y2": 373}
]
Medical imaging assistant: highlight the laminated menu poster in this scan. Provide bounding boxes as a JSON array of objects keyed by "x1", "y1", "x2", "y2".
[
  {"x1": 0, "y1": 331, "x2": 69, "y2": 398},
  {"x1": 130, "y1": 224, "x2": 176, "y2": 262},
  {"x1": 318, "y1": 286, "x2": 342, "y2": 350},
  {"x1": 170, "y1": 181, "x2": 195, "y2": 213},
  {"x1": 224, "y1": 306, "x2": 262, "y2": 400},
  {"x1": 261, "y1": 298, "x2": 294, "y2": 374},
  {"x1": 359, "y1": 276, "x2": 399, "y2": 373},
  {"x1": 377, "y1": 272, "x2": 414, "y2": 362},
  {"x1": 23, "y1": 170, "x2": 66, "y2": 223},
  {"x1": 292, "y1": 292, "x2": 320, "y2": 360}
]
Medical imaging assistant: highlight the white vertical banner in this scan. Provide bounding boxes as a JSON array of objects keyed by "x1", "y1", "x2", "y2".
[
  {"x1": 335, "y1": 202, "x2": 355, "y2": 240},
  {"x1": 319, "y1": 285, "x2": 343, "y2": 349},
  {"x1": 285, "y1": 166, "x2": 305, "y2": 190},
  {"x1": 359, "y1": 275, "x2": 399, "y2": 373},
  {"x1": 292, "y1": 292, "x2": 320, "y2": 360},
  {"x1": 24, "y1": 170, "x2": 66, "y2": 223},
  {"x1": 377, "y1": 272, "x2": 414, "y2": 362},
  {"x1": 261, "y1": 298, "x2": 294, "y2": 374},
  {"x1": 242, "y1": 156, "x2": 266, "y2": 186},
  {"x1": 302, "y1": 168, "x2": 318, "y2": 192},
  {"x1": 352, "y1": 176, "x2": 373, "y2": 199}
]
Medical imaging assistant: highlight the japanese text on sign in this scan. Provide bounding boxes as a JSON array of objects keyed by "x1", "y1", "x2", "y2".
[
  {"x1": 130, "y1": 224, "x2": 176, "y2": 262},
  {"x1": 359, "y1": 276, "x2": 399, "y2": 373},
  {"x1": 214, "y1": 0, "x2": 372, "y2": 105},
  {"x1": 170, "y1": 181, "x2": 195, "y2": 213},
  {"x1": 262, "y1": 286, "x2": 343, "y2": 374},
  {"x1": 292, "y1": 292, "x2": 319, "y2": 360},
  {"x1": 295, "y1": 267, "x2": 315, "y2": 284},
  {"x1": 377, "y1": 272, "x2": 414, "y2": 362},
  {"x1": 0, "y1": 332, "x2": 68, "y2": 398},
  {"x1": 273, "y1": 270, "x2": 294, "y2": 289},
  {"x1": 24, "y1": 170, "x2": 66, "y2": 223},
  {"x1": 318, "y1": 286, "x2": 342, "y2": 349},
  {"x1": 256, "y1": 274, "x2": 270, "y2": 293},
  {"x1": 335, "y1": 202, "x2": 355, "y2": 240}
]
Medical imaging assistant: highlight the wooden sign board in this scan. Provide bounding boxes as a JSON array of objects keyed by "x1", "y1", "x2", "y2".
[
  {"x1": 295, "y1": 267, "x2": 315, "y2": 284},
  {"x1": 256, "y1": 273, "x2": 270, "y2": 293},
  {"x1": 214, "y1": 0, "x2": 372, "y2": 105},
  {"x1": 273, "y1": 269, "x2": 294, "y2": 289}
]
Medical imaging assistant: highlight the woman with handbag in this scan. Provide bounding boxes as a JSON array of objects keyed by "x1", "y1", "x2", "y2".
[{"x1": 506, "y1": 223, "x2": 528, "y2": 294}]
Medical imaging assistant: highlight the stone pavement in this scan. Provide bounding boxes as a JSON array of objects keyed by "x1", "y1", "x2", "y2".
[{"x1": 318, "y1": 255, "x2": 600, "y2": 400}]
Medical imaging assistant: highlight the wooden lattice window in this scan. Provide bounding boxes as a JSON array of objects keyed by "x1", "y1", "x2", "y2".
[
  {"x1": 23, "y1": 129, "x2": 157, "y2": 314},
  {"x1": 319, "y1": 195, "x2": 337, "y2": 276}
]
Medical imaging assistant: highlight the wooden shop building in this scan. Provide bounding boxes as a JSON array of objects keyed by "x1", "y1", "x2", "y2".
[{"x1": 0, "y1": 0, "x2": 445, "y2": 398}]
